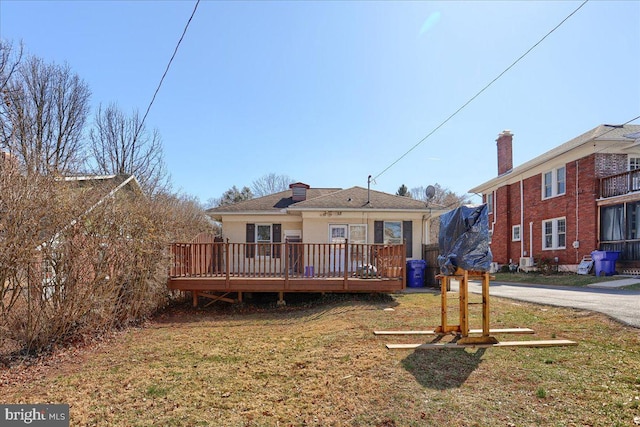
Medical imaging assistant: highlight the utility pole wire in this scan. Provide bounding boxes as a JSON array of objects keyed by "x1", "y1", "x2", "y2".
[
  {"x1": 134, "y1": 0, "x2": 200, "y2": 142},
  {"x1": 373, "y1": 0, "x2": 590, "y2": 182}
]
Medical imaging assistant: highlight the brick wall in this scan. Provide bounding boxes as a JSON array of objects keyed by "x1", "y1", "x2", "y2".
[{"x1": 490, "y1": 154, "x2": 599, "y2": 266}]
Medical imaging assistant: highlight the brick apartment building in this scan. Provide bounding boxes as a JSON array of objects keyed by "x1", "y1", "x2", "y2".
[{"x1": 469, "y1": 124, "x2": 640, "y2": 273}]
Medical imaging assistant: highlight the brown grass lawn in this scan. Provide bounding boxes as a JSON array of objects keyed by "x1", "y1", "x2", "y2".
[{"x1": 1, "y1": 292, "x2": 640, "y2": 427}]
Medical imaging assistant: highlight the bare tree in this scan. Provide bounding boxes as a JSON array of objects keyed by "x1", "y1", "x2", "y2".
[
  {"x1": 251, "y1": 173, "x2": 295, "y2": 197},
  {"x1": 0, "y1": 40, "x2": 22, "y2": 95},
  {"x1": 0, "y1": 54, "x2": 90, "y2": 175},
  {"x1": 411, "y1": 184, "x2": 472, "y2": 243},
  {"x1": 410, "y1": 183, "x2": 470, "y2": 207},
  {"x1": 88, "y1": 103, "x2": 170, "y2": 194}
]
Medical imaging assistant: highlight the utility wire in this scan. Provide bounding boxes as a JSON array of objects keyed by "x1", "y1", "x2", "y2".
[
  {"x1": 134, "y1": 0, "x2": 200, "y2": 140},
  {"x1": 373, "y1": 0, "x2": 590, "y2": 182},
  {"x1": 590, "y1": 114, "x2": 640, "y2": 153}
]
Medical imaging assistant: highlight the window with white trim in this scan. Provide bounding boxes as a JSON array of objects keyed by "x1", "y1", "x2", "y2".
[
  {"x1": 542, "y1": 217, "x2": 566, "y2": 250},
  {"x1": 349, "y1": 224, "x2": 367, "y2": 244},
  {"x1": 629, "y1": 156, "x2": 640, "y2": 171},
  {"x1": 256, "y1": 224, "x2": 272, "y2": 256},
  {"x1": 512, "y1": 225, "x2": 521, "y2": 242},
  {"x1": 486, "y1": 192, "x2": 493, "y2": 214},
  {"x1": 542, "y1": 166, "x2": 566, "y2": 199}
]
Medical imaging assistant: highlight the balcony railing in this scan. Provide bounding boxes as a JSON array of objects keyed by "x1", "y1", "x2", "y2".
[{"x1": 599, "y1": 169, "x2": 640, "y2": 198}]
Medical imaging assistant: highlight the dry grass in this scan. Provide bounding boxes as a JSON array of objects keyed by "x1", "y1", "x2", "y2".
[{"x1": 1, "y1": 292, "x2": 640, "y2": 427}]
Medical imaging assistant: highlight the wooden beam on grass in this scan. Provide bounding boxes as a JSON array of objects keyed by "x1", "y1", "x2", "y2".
[
  {"x1": 374, "y1": 328, "x2": 535, "y2": 335},
  {"x1": 386, "y1": 339, "x2": 578, "y2": 350}
]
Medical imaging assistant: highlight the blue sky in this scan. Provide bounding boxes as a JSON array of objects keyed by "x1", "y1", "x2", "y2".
[{"x1": 1, "y1": 0, "x2": 639, "y2": 204}]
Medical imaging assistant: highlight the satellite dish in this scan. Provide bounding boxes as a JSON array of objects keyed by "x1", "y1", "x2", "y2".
[{"x1": 425, "y1": 185, "x2": 436, "y2": 200}]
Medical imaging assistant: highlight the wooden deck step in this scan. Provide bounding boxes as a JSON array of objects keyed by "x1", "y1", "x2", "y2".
[
  {"x1": 374, "y1": 328, "x2": 535, "y2": 335},
  {"x1": 386, "y1": 339, "x2": 578, "y2": 350}
]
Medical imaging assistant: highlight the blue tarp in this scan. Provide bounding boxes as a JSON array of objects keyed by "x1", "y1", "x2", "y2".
[{"x1": 437, "y1": 204, "x2": 493, "y2": 275}]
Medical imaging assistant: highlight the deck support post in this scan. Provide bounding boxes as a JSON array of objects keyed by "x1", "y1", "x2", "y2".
[
  {"x1": 192, "y1": 291, "x2": 199, "y2": 307},
  {"x1": 277, "y1": 291, "x2": 286, "y2": 307}
]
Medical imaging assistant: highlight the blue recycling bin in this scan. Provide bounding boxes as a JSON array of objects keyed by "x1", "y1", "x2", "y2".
[
  {"x1": 406, "y1": 259, "x2": 427, "y2": 288},
  {"x1": 591, "y1": 251, "x2": 620, "y2": 277}
]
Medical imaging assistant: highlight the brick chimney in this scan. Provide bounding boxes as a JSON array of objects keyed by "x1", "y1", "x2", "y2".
[
  {"x1": 290, "y1": 182, "x2": 310, "y2": 202},
  {"x1": 496, "y1": 130, "x2": 513, "y2": 175}
]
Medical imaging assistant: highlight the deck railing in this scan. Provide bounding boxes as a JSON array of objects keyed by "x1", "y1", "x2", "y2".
[
  {"x1": 169, "y1": 241, "x2": 406, "y2": 279},
  {"x1": 600, "y1": 169, "x2": 640, "y2": 198}
]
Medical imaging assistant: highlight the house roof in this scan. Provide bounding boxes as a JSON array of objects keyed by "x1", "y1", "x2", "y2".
[
  {"x1": 206, "y1": 185, "x2": 433, "y2": 218},
  {"x1": 288, "y1": 186, "x2": 431, "y2": 211},
  {"x1": 469, "y1": 123, "x2": 640, "y2": 194},
  {"x1": 206, "y1": 187, "x2": 342, "y2": 214}
]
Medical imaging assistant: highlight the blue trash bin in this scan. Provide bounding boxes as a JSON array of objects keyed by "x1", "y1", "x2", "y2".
[
  {"x1": 591, "y1": 251, "x2": 620, "y2": 276},
  {"x1": 406, "y1": 259, "x2": 427, "y2": 288}
]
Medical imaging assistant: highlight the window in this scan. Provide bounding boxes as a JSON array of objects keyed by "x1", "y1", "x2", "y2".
[
  {"x1": 542, "y1": 218, "x2": 566, "y2": 250},
  {"x1": 384, "y1": 221, "x2": 402, "y2": 244},
  {"x1": 512, "y1": 225, "x2": 521, "y2": 242},
  {"x1": 486, "y1": 192, "x2": 493, "y2": 214},
  {"x1": 601, "y1": 205, "x2": 624, "y2": 241},
  {"x1": 542, "y1": 166, "x2": 566, "y2": 199},
  {"x1": 256, "y1": 224, "x2": 272, "y2": 256},
  {"x1": 628, "y1": 202, "x2": 640, "y2": 241},
  {"x1": 629, "y1": 157, "x2": 640, "y2": 171},
  {"x1": 328, "y1": 224, "x2": 367, "y2": 243},
  {"x1": 349, "y1": 224, "x2": 367, "y2": 244}
]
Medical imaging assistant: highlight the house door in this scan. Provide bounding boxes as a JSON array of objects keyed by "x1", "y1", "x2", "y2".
[
  {"x1": 284, "y1": 231, "x2": 302, "y2": 274},
  {"x1": 329, "y1": 225, "x2": 347, "y2": 274}
]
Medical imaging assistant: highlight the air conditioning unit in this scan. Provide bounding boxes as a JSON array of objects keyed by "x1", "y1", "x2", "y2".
[{"x1": 519, "y1": 257, "x2": 534, "y2": 268}]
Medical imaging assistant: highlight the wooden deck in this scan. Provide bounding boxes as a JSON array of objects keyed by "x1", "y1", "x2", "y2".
[{"x1": 167, "y1": 241, "x2": 406, "y2": 305}]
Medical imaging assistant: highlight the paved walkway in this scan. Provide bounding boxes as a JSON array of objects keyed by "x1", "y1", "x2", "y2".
[{"x1": 404, "y1": 278, "x2": 640, "y2": 328}]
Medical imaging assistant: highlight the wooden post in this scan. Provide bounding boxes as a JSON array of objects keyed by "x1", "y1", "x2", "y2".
[
  {"x1": 192, "y1": 291, "x2": 198, "y2": 307},
  {"x1": 435, "y1": 275, "x2": 448, "y2": 334},
  {"x1": 284, "y1": 242, "x2": 289, "y2": 290},
  {"x1": 225, "y1": 239, "x2": 230, "y2": 289},
  {"x1": 344, "y1": 239, "x2": 349, "y2": 290},
  {"x1": 277, "y1": 291, "x2": 286, "y2": 307},
  {"x1": 459, "y1": 270, "x2": 469, "y2": 337},
  {"x1": 482, "y1": 271, "x2": 490, "y2": 337}
]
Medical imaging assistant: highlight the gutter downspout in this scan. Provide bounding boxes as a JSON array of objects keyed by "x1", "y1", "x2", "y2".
[
  {"x1": 575, "y1": 160, "x2": 580, "y2": 264},
  {"x1": 520, "y1": 177, "x2": 524, "y2": 260},
  {"x1": 529, "y1": 221, "x2": 534, "y2": 260}
]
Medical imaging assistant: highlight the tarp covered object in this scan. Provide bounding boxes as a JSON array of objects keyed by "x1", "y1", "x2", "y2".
[{"x1": 437, "y1": 204, "x2": 493, "y2": 275}]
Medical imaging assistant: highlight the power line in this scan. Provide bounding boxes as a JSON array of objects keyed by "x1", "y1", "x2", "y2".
[
  {"x1": 590, "y1": 114, "x2": 640, "y2": 153},
  {"x1": 373, "y1": 0, "x2": 590, "y2": 182},
  {"x1": 134, "y1": 0, "x2": 200, "y2": 140}
]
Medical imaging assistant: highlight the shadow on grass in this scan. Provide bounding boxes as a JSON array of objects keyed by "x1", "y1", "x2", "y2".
[
  {"x1": 402, "y1": 345, "x2": 486, "y2": 390},
  {"x1": 156, "y1": 292, "x2": 400, "y2": 325}
]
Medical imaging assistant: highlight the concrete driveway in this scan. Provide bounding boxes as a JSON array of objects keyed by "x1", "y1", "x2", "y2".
[{"x1": 462, "y1": 281, "x2": 640, "y2": 328}]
